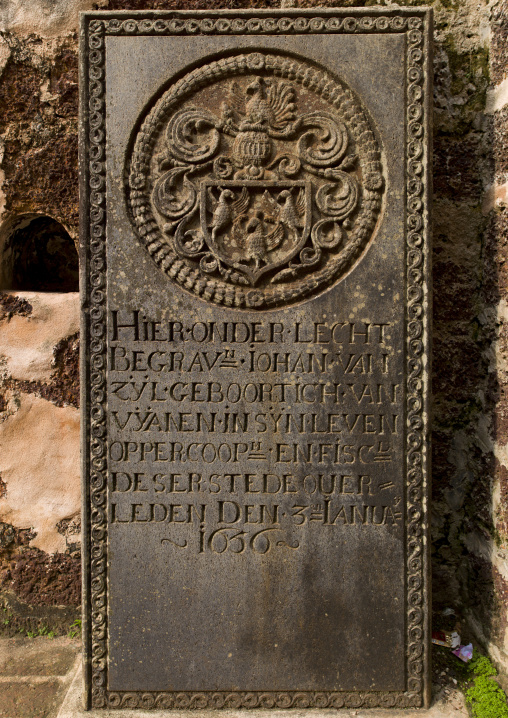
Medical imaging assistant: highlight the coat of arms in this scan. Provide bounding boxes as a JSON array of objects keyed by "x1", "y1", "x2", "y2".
[{"x1": 129, "y1": 53, "x2": 384, "y2": 308}]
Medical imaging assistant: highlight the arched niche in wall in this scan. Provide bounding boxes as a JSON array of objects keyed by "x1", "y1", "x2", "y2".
[{"x1": 0, "y1": 214, "x2": 78, "y2": 292}]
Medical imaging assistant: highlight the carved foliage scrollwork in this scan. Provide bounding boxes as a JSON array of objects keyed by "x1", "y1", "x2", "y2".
[{"x1": 297, "y1": 112, "x2": 349, "y2": 168}]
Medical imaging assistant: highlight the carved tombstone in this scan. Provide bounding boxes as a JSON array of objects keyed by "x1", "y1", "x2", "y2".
[{"x1": 80, "y1": 8, "x2": 432, "y2": 711}]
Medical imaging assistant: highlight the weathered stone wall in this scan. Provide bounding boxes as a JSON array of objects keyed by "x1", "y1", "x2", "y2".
[{"x1": 0, "y1": 0, "x2": 507, "y2": 673}]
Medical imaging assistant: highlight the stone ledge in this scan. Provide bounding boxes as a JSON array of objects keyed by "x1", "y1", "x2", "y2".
[{"x1": 57, "y1": 662, "x2": 468, "y2": 718}]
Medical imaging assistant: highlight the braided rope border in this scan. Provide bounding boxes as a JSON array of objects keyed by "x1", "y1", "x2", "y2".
[{"x1": 83, "y1": 11, "x2": 430, "y2": 710}]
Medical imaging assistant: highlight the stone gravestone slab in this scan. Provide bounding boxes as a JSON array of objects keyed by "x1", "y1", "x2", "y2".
[{"x1": 80, "y1": 8, "x2": 432, "y2": 711}]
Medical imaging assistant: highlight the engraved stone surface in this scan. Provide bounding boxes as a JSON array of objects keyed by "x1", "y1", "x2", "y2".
[{"x1": 80, "y1": 8, "x2": 432, "y2": 712}]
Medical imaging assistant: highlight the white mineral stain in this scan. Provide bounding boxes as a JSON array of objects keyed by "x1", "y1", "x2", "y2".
[
  {"x1": 0, "y1": 291, "x2": 79, "y2": 382},
  {"x1": 0, "y1": 394, "x2": 80, "y2": 553}
]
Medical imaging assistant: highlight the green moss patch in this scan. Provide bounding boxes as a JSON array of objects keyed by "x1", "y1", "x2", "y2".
[
  {"x1": 433, "y1": 642, "x2": 508, "y2": 717},
  {"x1": 464, "y1": 655, "x2": 508, "y2": 718}
]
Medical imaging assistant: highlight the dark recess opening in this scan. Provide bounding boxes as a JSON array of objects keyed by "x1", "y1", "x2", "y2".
[{"x1": 8, "y1": 216, "x2": 78, "y2": 292}]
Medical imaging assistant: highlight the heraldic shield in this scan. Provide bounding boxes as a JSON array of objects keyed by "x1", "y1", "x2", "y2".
[{"x1": 200, "y1": 181, "x2": 312, "y2": 286}]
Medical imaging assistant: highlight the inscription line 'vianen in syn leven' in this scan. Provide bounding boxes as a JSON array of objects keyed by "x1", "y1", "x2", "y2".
[{"x1": 81, "y1": 8, "x2": 431, "y2": 712}]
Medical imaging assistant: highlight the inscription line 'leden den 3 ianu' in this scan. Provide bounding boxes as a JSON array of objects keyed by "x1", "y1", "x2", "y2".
[
  {"x1": 109, "y1": 312, "x2": 401, "y2": 538},
  {"x1": 81, "y1": 8, "x2": 431, "y2": 711}
]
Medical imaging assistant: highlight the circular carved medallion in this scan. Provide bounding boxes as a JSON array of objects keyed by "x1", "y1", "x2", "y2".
[{"x1": 127, "y1": 52, "x2": 384, "y2": 309}]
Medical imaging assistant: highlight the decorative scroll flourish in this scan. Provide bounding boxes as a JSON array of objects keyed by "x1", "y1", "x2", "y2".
[
  {"x1": 315, "y1": 174, "x2": 358, "y2": 219},
  {"x1": 127, "y1": 53, "x2": 384, "y2": 308},
  {"x1": 297, "y1": 112, "x2": 349, "y2": 167},
  {"x1": 84, "y1": 11, "x2": 429, "y2": 710},
  {"x1": 152, "y1": 167, "x2": 197, "y2": 220},
  {"x1": 167, "y1": 109, "x2": 220, "y2": 164}
]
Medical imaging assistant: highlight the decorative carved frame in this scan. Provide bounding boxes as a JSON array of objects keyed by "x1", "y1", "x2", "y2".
[
  {"x1": 80, "y1": 8, "x2": 432, "y2": 711},
  {"x1": 127, "y1": 52, "x2": 384, "y2": 309}
]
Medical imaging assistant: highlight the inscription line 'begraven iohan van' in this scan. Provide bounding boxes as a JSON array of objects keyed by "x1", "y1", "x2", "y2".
[{"x1": 80, "y1": 8, "x2": 432, "y2": 711}]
